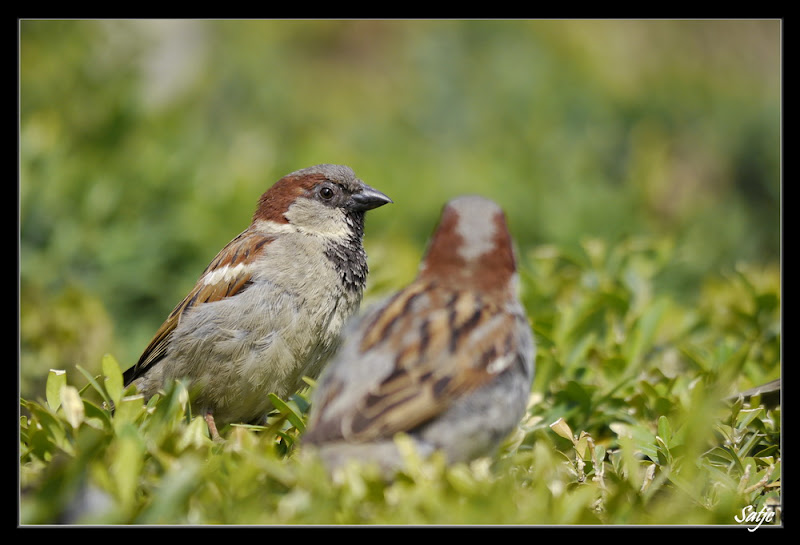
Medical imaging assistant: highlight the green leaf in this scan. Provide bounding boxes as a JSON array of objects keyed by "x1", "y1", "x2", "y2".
[
  {"x1": 102, "y1": 354, "x2": 124, "y2": 406},
  {"x1": 111, "y1": 424, "x2": 145, "y2": 510},
  {"x1": 704, "y1": 446, "x2": 736, "y2": 466},
  {"x1": 45, "y1": 369, "x2": 67, "y2": 411},
  {"x1": 655, "y1": 435, "x2": 672, "y2": 466},
  {"x1": 729, "y1": 395, "x2": 744, "y2": 424},
  {"x1": 60, "y1": 385, "x2": 84, "y2": 429},
  {"x1": 113, "y1": 395, "x2": 146, "y2": 434},
  {"x1": 268, "y1": 393, "x2": 305, "y2": 432},
  {"x1": 575, "y1": 431, "x2": 591, "y2": 460},
  {"x1": 611, "y1": 422, "x2": 659, "y2": 461},
  {"x1": 83, "y1": 398, "x2": 113, "y2": 431},
  {"x1": 24, "y1": 401, "x2": 70, "y2": 456},
  {"x1": 178, "y1": 415, "x2": 213, "y2": 450},
  {"x1": 753, "y1": 445, "x2": 779, "y2": 459},
  {"x1": 725, "y1": 446, "x2": 746, "y2": 474},
  {"x1": 736, "y1": 407, "x2": 764, "y2": 430},
  {"x1": 625, "y1": 297, "x2": 668, "y2": 366},
  {"x1": 657, "y1": 415, "x2": 672, "y2": 448},
  {"x1": 550, "y1": 418, "x2": 575, "y2": 443},
  {"x1": 289, "y1": 393, "x2": 311, "y2": 415},
  {"x1": 76, "y1": 364, "x2": 112, "y2": 408}
]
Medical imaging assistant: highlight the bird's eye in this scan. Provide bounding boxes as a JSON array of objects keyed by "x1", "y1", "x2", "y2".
[{"x1": 319, "y1": 186, "x2": 335, "y2": 200}]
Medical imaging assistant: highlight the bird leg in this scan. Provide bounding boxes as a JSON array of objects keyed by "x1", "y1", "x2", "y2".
[{"x1": 204, "y1": 411, "x2": 222, "y2": 441}]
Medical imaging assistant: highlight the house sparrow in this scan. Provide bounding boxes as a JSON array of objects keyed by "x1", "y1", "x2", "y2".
[
  {"x1": 123, "y1": 164, "x2": 392, "y2": 438},
  {"x1": 303, "y1": 195, "x2": 535, "y2": 474}
]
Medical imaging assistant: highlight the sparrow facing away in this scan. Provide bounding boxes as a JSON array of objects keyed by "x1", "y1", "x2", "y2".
[
  {"x1": 303, "y1": 195, "x2": 535, "y2": 475},
  {"x1": 123, "y1": 164, "x2": 392, "y2": 437}
]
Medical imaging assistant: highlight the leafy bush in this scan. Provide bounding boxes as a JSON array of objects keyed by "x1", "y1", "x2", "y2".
[
  {"x1": 20, "y1": 19, "x2": 780, "y2": 527},
  {"x1": 19, "y1": 238, "x2": 780, "y2": 526}
]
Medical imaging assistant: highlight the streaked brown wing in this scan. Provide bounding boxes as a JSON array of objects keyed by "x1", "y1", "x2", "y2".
[
  {"x1": 340, "y1": 282, "x2": 524, "y2": 441},
  {"x1": 123, "y1": 230, "x2": 273, "y2": 385}
]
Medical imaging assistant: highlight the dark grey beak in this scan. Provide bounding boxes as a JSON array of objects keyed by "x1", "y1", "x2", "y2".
[{"x1": 350, "y1": 184, "x2": 393, "y2": 211}]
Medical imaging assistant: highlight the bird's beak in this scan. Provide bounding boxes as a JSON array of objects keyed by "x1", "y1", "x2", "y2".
[{"x1": 350, "y1": 184, "x2": 393, "y2": 211}]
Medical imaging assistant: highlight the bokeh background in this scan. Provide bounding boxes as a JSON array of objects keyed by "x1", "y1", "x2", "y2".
[{"x1": 20, "y1": 19, "x2": 781, "y2": 401}]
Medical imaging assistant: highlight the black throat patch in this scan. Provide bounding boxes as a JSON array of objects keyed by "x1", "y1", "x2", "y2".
[{"x1": 323, "y1": 210, "x2": 369, "y2": 294}]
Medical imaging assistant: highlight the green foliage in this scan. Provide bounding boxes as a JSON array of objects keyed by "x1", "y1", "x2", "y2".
[
  {"x1": 19, "y1": 241, "x2": 780, "y2": 525},
  {"x1": 20, "y1": 20, "x2": 780, "y2": 526}
]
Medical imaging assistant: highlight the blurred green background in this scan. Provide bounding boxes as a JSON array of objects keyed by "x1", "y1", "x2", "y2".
[{"x1": 19, "y1": 20, "x2": 780, "y2": 401}]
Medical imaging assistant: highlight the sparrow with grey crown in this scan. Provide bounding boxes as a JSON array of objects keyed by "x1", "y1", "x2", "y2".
[
  {"x1": 123, "y1": 164, "x2": 392, "y2": 438},
  {"x1": 303, "y1": 195, "x2": 535, "y2": 474}
]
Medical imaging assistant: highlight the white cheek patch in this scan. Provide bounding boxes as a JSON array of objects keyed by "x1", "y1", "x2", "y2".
[
  {"x1": 284, "y1": 199, "x2": 352, "y2": 239},
  {"x1": 202, "y1": 262, "x2": 253, "y2": 286}
]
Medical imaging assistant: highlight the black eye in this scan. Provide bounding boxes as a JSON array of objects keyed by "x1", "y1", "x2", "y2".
[{"x1": 319, "y1": 186, "x2": 335, "y2": 200}]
